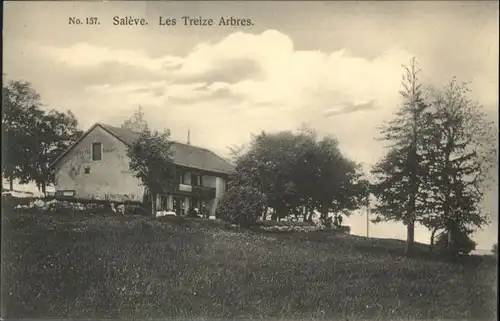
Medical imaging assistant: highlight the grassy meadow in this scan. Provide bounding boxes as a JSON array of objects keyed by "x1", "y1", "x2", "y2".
[{"x1": 1, "y1": 200, "x2": 497, "y2": 320}]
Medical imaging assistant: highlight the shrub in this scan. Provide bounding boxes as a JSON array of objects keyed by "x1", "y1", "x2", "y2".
[
  {"x1": 187, "y1": 207, "x2": 198, "y2": 218},
  {"x1": 435, "y1": 229, "x2": 476, "y2": 256},
  {"x1": 319, "y1": 216, "x2": 333, "y2": 229},
  {"x1": 216, "y1": 185, "x2": 267, "y2": 228}
]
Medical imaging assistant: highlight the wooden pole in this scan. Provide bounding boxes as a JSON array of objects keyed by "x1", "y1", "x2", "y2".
[{"x1": 366, "y1": 196, "x2": 370, "y2": 238}]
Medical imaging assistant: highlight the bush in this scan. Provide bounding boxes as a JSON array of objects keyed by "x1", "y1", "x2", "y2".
[
  {"x1": 319, "y1": 216, "x2": 333, "y2": 229},
  {"x1": 187, "y1": 207, "x2": 198, "y2": 218},
  {"x1": 435, "y1": 229, "x2": 476, "y2": 256},
  {"x1": 216, "y1": 185, "x2": 267, "y2": 228}
]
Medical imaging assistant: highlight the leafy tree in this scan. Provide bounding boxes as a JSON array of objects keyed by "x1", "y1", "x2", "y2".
[
  {"x1": 371, "y1": 58, "x2": 430, "y2": 255},
  {"x1": 312, "y1": 136, "x2": 366, "y2": 220},
  {"x1": 289, "y1": 128, "x2": 320, "y2": 221},
  {"x1": 419, "y1": 79, "x2": 496, "y2": 254},
  {"x1": 235, "y1": 131, "x2": 299, "y2": 220},
  {"x1": 372, "y1": 59, "x2": 496, "y2": 257},
  {"x1": 2, "y1": 79, "x2": 81, "y2": 194},
  {"x1": 122, "y1": 105, "x2": 148, "y2": 132},
  {"x1": 233, "y1": 128, "x2": 366, "y2": 222},
  {"x1": 20, "y1": 110, "x2": 82, "y2": 195},
  {"x1": 127, "y1": 126, "x2": 175, "y2": 214},
  {"x1": 2, "y1": 80, "x2": 42, "y2": 190},
  {"x1": 216, "y1": 184, "x2": 267, "y2": 227}
]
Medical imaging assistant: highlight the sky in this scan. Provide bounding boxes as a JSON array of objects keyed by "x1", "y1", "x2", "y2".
[{"x1": 3, "y1": 1, "x2": 498, "y2": 251}]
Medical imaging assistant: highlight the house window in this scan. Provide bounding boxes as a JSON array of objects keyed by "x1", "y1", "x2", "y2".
[
  {"x1": 176, "y1": 170, "x2": 185, "y2": 184},
  {"x1": 84, "y1": 167, "x2": 91, "y2": 174},
  {"x1": 92, "y1": 143, "x2": 102, "y2": 161},
  {"x1": 191, "y1": 173, "x2": 200, "y2": 186}
]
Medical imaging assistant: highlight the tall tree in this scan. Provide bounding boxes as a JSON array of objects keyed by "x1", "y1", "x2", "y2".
[
  {"x1": 420, "y1": 79, "x2": 496, "y2": 253},
  {"x1": 122, "y1": 105, "x2": 148, "y2": 132},
  {"x1": 127, "y1": 126, "x2": 175, "y2": 214},
  {"x1": 371, "y1": 58, "x2": 430, "y2": 255}
]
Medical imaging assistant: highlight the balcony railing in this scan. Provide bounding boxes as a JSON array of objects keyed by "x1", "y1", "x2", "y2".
[{"x1": 174, "y1": 183, "x2": 216, "y2": 199}]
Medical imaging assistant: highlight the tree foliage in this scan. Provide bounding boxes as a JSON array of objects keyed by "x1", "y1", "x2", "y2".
[
  {"x1": 23, "y1": 110, "x2": 82, "y2": 193},
  {"x1": 371, "y1": 59, "x2": 496, "y2": 256},
  {"x1": 231, "y1": 127, "x2": 367, "y2": 224},
  {"x1": 2, "y1": 79, "x2": 82, "y2": 193},
  {"x1": 126, "y1": 126, "x2": 175, "y2": 213},
  {"x1": 227, "y1": 144, "x2": 247, "y2": 164},
  {"x1": 371, "y1": 58, "x2": 429, "y2": 255},
  {"x1": 121, "y1": 106, "x2": 148, "y2": 132},
  {"x1": 434, "y1": 228, "x2": 476, "y2": 256},
  {"x1": 216, "y1": 184, "x2": 267, "y2": 227},
  {"x1": 418, "y1": 79, "x2": 496, "y2": 251}
]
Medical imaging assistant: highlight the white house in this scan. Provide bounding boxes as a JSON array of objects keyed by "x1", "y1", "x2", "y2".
[{"x1": 50, "y1": 123, "x2": 235, "y2": 216}]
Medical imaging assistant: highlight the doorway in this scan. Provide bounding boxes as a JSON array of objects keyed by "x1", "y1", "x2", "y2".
[{"x1": 173, "y1": 197, "x2": 185, "y2": 216}]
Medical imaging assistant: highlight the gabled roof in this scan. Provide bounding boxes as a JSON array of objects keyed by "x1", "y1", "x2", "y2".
[{"x1": 51, "y1": 123, "x2": 235, "y2": 175}]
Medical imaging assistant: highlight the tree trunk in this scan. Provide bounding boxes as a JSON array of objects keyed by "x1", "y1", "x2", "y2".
[
  {"x1": 405, "y1": 218, "x2": 415, "y2": 255},
  {"x1": 405, "y1": 160, "x2": 417, "y2": 256},
  {"x1": 320, "y1": 203, "x2": 328, "y2": 220},
  {"x1": 406, "y1": 147, "x2": 417, "y2": 256},
  {"x1": 276, "y1": 204, "x2": 287, "y2": 222},
  {"x1": 41, "y1": 181, "x2": 46, "y2": 197},
  {"x1": 151, "y1": 192, "x2": 156, "y2": 216},
  {"x1": 9, "y1": 177, "x2": 13, "y2": 191},
  {"x1": 271, "y1": 208, "x2": 277, "y2": 221},
  {"x1": 307, "y1": 207, "x2": 314, "y2": 222},
  {"x1": 446, "y1": 218, "x2": 455, "y2": 251},
  {"x1": 405, "y1": 60, "x2": 419, "y2": 257},
  {"x1": 429, "y1": 227, "x2": 438, "y2": 252}
]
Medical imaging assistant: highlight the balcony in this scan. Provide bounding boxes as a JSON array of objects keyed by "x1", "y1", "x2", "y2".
[{"x1": 174, "y1": 183, "x2": 216, "y2": 199}]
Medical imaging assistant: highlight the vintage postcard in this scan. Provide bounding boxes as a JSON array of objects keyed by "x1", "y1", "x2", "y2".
[{"x1": 2, "y1": 1, "x2": 498, "y2": 320}]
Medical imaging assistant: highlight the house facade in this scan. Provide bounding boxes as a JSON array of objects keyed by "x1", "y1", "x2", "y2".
[{"x1": 50, "y1": 123, "x2": 235, "y2": 216}]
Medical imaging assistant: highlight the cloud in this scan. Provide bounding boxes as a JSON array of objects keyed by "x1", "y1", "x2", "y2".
[
  {"x1": 8, "y1": 25, "x2": 498, "y2": 253},
  {"x1": 176, "y1": 57, "x2": 264, "y2": 84},
  {"x1": 42, "y1": 42, "x2": 182, "y2": 71},
  {"x1": 323, "y1": 100, "x2": 377, "y2": 118},
  {"x1": 41, "y1": 29, "x2": 415, "y2": 164}
]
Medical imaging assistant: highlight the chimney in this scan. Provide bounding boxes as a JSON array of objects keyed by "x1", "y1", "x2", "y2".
[{"x1": 187, "y1": 129, "x2": 191, "y2": 145}]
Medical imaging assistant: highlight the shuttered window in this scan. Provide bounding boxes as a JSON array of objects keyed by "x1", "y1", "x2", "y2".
[{"x1": 92, "y1": 143, "x2": 102, "y2": 161}]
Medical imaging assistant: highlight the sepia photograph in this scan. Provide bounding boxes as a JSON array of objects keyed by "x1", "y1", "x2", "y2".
[{"x1": 2, "y1": 1, "x2": 498, "y2": 320}]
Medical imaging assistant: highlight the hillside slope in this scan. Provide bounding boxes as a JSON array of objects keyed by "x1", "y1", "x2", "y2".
[{"x1": 1, "y1": 209, "x2": 497, "y2": 320}]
